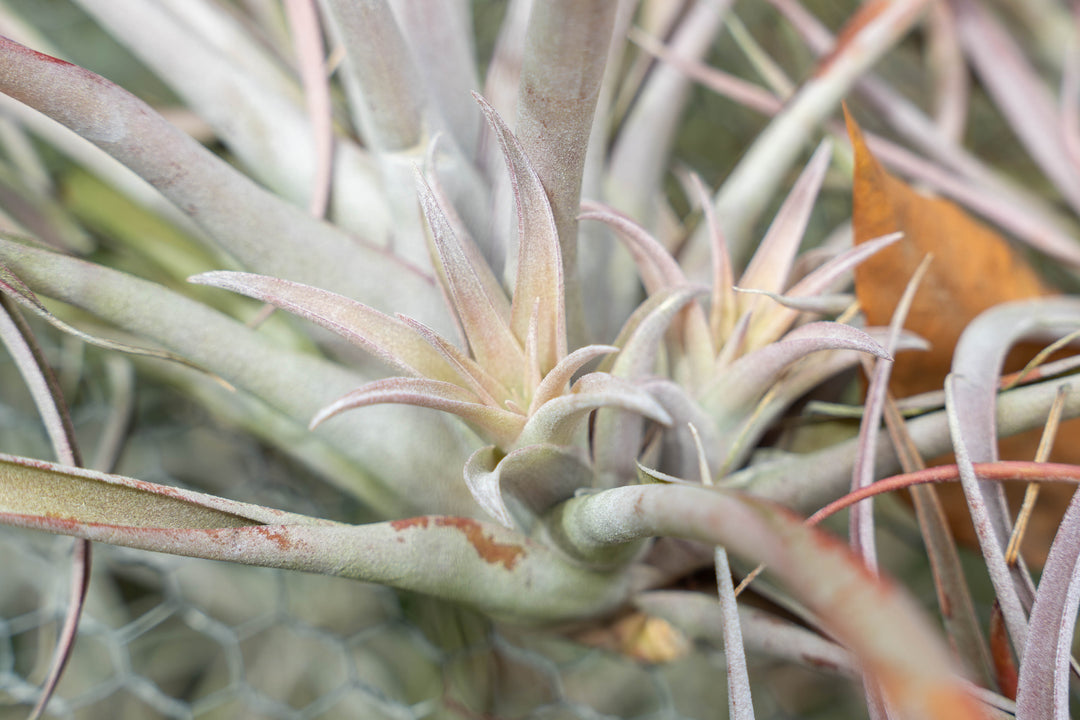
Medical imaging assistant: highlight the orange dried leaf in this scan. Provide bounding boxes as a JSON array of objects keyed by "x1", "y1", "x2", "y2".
[
  {"x1": 846, "y1": 105, "x2": 1049, "y2": 396},
  {"x1": 846, "y1": 105, "x2": 1077, "y2": 567}
]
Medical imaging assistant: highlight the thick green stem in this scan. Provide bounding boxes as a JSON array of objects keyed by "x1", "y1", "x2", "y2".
[
  {"x1": 516, "y1": 0, "x2": 619, "y2": 344},
  {"x1": 547, "y1": 483, "x2": 983, "y2": 718}
]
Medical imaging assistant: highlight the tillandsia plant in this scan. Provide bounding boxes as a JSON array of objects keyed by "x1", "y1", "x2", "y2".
[{"x1": 3, "y1": 0, "x2": 1080, "y2": 718}]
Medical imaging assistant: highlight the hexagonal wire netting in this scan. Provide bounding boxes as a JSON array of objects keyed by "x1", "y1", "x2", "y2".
[
  {"x1": 0, "y1": 311, "x2": 867, "y2": 720},
  {"x1": 1, "y1": 532, "x2": 774, "y2": 720}
]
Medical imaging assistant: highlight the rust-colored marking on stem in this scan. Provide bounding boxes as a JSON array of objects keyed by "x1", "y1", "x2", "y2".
[
  {"x1": 434, "y1": 517, "x2": 525, "y2": 570},
  {"x1": 390, "y1": 516, "x2": 430, "y2": 531},
  {"x1": 252, "y1": 525, "x2": 292, "y2": 550}
]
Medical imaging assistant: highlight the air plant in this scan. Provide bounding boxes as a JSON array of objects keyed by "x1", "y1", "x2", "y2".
[{"x1": 0, "y1": 1, "x2": 1078, "y2": 718}]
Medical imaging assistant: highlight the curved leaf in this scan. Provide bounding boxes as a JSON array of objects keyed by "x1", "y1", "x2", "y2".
[
  {"x1": 702, "y1": 321, "x2": 890, "y2": 415},
  {"x1": 741, "y1": 373, "x2": 1080, "y2": 517},
  {"x1": 580, "y1": 201, "x2": 714, "y2": 379},
  {"x1": 551, "y1": 484, "x2": 986, "y2": 719},
  {"x1": 416, "y1": 168, "x2": 525, "y2": 391},
  {"x1": 1014, "y1": 491, "x2": 1080, "y2": 719},
  {"x1": 738, "y1": 139, "x2": 832, "y2": 298},
  {"x1": 312, "y1": 377, "x2": 525, "y2": 449},
  {"x1": 464, "y1": 444, "x2": 592, "y2": 530},
  {"x1": 0, "y1": 36, "x2": 446, "y2": 327},
  {"x1": 518, "y1": 372, "x2": 672, "y2": 448},
  {"x1": 476, "y1": 92, "x2": 567, "y2": 373},
  {"x1": 593, "y1": 287, "x2": 704, "y2": 487},
  {"x1": 189, "y1": 270, "x2": 461, "y2": 383},
  {"x1": 747, "y1": 231, "x2": 903, "y2": 346},
  {"x1": 0, "y1": 237, "x2": 477, "y2": 517},
  {"x1": 528, "y1": 343, "x2": 618, "y2": 414},
  {"x1": 0, "y1": 454, "x2": 626, "y2": 624},
  {"x1": 2, "y1": 258, "x2": 214, "y2": 377}
]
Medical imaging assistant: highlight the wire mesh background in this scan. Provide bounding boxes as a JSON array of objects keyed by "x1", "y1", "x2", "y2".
[{"x1": 0, "y1": 346, "x2": 861, "y2": 719}]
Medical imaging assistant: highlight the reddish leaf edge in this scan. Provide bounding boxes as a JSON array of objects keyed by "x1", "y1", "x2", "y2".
[{"x1": 808, "y1": 461, "x2": 1080, "y2": 526}]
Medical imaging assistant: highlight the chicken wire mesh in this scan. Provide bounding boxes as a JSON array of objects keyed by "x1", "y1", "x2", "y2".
[{"x1": 0, "y1": 342, "x2": 858, "y2": 720}]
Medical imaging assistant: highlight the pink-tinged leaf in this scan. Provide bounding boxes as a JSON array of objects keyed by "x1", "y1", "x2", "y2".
[
  {"x1": 464, "y1": 444, "x2": 592, "y2": 530},
  {"x1": 319, "y1": 0, "x2": 424, "y2": 150},
  {"x1": 747, "y1": 232, "x2": 903, "y2": 345},
  {"x1": 189, "y1": 270, "x2": 463, "y2": 384},
  {"x1": 518, "y1": 372, "x2": 672, "y2": 448},
  {"x1": 702, "y1": 321, "x2": 890, "y2": 415},
  {"x1": 1062, "y1": 43, "x2": 1080, "y2": 174},
  {"x1": 945, "y1": 376, "x2": 1030, "y2": 661},
  {"x1": 713, "y1": 328, "x2": 921, "y2": 478},
  {"x1": 1015, "y1": 491, "x2": 1080, "y2": 718},
  {"x1": 528, "y1": 344, "x2": 619, "y2": 415},
  {"x1": 0, "y1": 238, "x2": 474, "y2": 518},
  {"x1": 416, "y1": 168, "x2": 525, "y2": 391},
  {"x1": 851, "y1": 256, "x2": 931, "y2": 572},
  {"x1": 0, "y1": 36, "x2": 446, "y2": 325},
  {"x1": 554, "y1": 484, "x2": 987, "y2": 719},
  {"x1": 691, "y1": 173, "x2": 738, "y2": 346},
  {"x1": 512, "y1": 0, "x2": 618, "y2": 340},
  {"x1": 421, "y1": 143, "x2": 511, "y2": 329},
  {"x1": 789, "y1": 232, "x2": 904, "y2": 295},
  {"x1": 926, "y1": 2, "x2": 967, "y2": 141},
  {"x1": 629, "y1": 26, "x2": 782, "y2": 118},
  {"x1": 950, "y1": 297, "x2": 1080, "y2": 481},
  {"x1": 285, "y1": 0, "x2": 334, "y2": 219},
  {"x1": 311, "y1": 377, "x2": 525, "y2": 449},
  {"x1": 396, "y1": 315, "x2": 512, "y2": 408},
  {"x1": 952, "y1": 0, "x2": 1080, "y2": 217},
  {"x1": 580, "y1": 202, "x2": 714, "y2": 379},
  {"x1": 989, "y1": 602, "x2": 1019, "y2": 702},
  {"x1": 579, "y1": 201, "x2": 689, "y2": 293},
  {"x1": 738, "y1": 139, "x2": 833, "y2": 297},
  {"x1": 947, "y1": 298, "x2": 1080, "y2": 643},
  {"x1": 0, "y1": 452, "x2": 317, "y2": 527},
  {"x1": 808, "y1": 462, "x2": 1080, "y2": 526},
  {"x1": 613, "y1": 286, "x2": 707, "y2": 379},
  {"x1": 29, "y1": 541, "x2": 89, "y2": 720},
  {"x1": 475, "y1": 93, "x2": 567, "y2": 374},
  {"x1": 0, "y1": 455, "x2": 627, "y2": 623}
]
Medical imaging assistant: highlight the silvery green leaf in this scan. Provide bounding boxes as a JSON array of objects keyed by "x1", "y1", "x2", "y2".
[
  {"x1": 477, "y1": 93, "x2": 567, "y2": 374},
  {"x1": 312, "y1": 377, "x2": 525, "y2": 449},
  {"x1": 416, "y1": 167, "x2": 525, "y2": 393},
  {"x1": 189, "y1": 270, "x2": 463, "y2": 383},
  {"x1": 464, "y1": 444, "x2": 592, "y2": 530}
]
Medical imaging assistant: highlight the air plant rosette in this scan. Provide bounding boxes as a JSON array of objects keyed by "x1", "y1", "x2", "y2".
[{"x1": 0, "y1": 1, "x2": 1078, "y2": 718}]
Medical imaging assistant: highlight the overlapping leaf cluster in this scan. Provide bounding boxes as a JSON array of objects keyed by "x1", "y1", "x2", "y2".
[{"x1": 1, "y1": 2, "x2": 1079, "y2": 719}]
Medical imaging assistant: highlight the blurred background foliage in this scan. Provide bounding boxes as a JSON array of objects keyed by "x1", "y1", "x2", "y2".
[{"x1": 0, "y1": 0, "x2": 1069, "y2": 717}]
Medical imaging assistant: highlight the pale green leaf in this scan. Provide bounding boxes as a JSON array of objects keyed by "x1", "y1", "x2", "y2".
[{"x1": 476, "y1": 92, "x2": 567, "y2": 373}]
